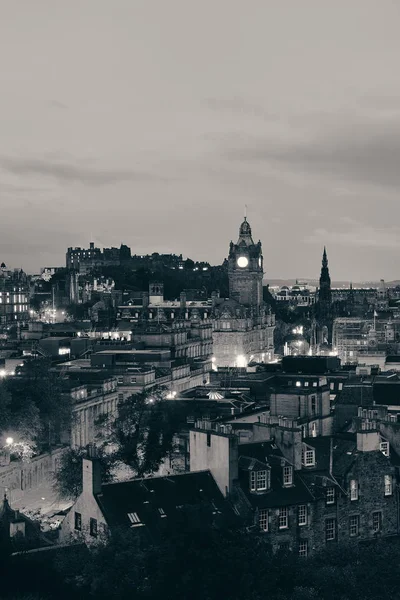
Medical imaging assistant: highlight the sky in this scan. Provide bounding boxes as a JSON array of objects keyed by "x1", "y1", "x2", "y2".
[{"x1": 1, "y1": 1, "x2": 400, "y2": 281}]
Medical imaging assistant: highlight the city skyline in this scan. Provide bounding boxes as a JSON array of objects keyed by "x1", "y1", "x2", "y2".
[{"x1": 1, "y1": 1, "x2": 400, "y2": 279}]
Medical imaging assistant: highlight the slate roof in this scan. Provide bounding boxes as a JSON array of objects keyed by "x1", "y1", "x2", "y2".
[
  {"x1": 237, "y1": 442, "x2": 315, "y2": 508},
  {"x1": 373, "y1": 381, "x2": 400, "y2": 405},
  {"x1": 335, "y1": 384, "x2": 374, "y2": 406},
  {"x1": 0, "y1": 496, "x2": 52, "y2": 550},
  {"x1": 95, "y1": 470, "x2": 235, "y2": 536}
]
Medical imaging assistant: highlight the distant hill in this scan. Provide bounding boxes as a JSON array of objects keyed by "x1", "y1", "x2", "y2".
[{"x1": 264, "y1": 278, "x2": 398, "y2": 289}]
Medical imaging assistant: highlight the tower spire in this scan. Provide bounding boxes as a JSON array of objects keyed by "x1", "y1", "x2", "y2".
[{"x1": 322, "y1": 246, "x2": 328, "y2": 268}]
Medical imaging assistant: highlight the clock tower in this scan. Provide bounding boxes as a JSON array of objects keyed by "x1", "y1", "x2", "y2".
[{"x1": 227, "y1": 216, "x2": 263, "y2": 307}]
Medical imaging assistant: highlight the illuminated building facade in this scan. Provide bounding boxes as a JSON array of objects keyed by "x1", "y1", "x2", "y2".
[
  {"x1": 0, "y1": 269, "x2": 29, "y2": 326},
  {"x1": 212, "y1": 217, "x2": 275, "y2": 368}
]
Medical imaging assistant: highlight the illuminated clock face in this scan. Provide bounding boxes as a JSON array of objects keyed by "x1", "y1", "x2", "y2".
[{"x1": 237, "y1": 256, "x2": 248, "y2": 268}]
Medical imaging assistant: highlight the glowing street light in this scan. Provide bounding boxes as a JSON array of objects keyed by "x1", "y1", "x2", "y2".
[{"x1": 5, "y1": 437, "x2": 13, "y2": 445}]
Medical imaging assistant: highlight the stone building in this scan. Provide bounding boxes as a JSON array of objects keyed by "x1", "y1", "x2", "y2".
[
  {"x1": 0, "y1": 267, "x2": 29, "y2": 326},
  {"x1": 59, "y1": 447, "x2": 235, "y2": 546},
  {"x1": 189, "y1": 362, "x2": 400, "y2": 557},
  {"x1": 190, "y1": 411, "x2": 398, "y2": 557},
  {"x1": 211, "y1": 216, "x2": 275, "y2": 367},
  {"x1": 116, "y1": 216, "x2": 275, "y2": 369}
]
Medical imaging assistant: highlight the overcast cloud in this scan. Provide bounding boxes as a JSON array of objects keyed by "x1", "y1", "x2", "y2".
[{"x1": 1, "y1": 0, "x2": 400, "y2": 281}]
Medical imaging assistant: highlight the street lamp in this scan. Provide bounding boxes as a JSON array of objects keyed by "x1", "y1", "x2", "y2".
[{"x1": 5, "y1": 437, "x2": 13, "y2": 446}]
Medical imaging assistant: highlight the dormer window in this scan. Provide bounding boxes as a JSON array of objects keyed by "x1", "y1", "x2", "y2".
[
  {"x1": 380, "y1": 440, "x2": 390, "y2": 457},
  {"x1": 127, "y1": 512, "x2": 143, "y2": 527},
  {"x1": 250, "y1": 469, "x2": 270, "y2": 492},
  {"x1": 301, "y1": 444, "x2": 315, "y2": 467},
  {"x1": 283, "y1": 466, "x2": 293, "y2": 487}
]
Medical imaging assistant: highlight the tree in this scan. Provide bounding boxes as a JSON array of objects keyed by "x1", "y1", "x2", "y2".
[
  {"x1": 53, "y1": 447, "x2": 113, "y2": 500},
  {"x1": 110, "y1": 389, "x2": 182, "y2": 478},
  {"x1": 8, "y1": 358, "x2": 71, "y2": 450}
]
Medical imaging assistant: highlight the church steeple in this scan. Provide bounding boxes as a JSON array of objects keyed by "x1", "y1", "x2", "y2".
[
  {"x1": 319, "y1": 247, "x2": 331, "y2": 288},
  {"x1": 322, "y1": 246, "x2": 328, "y2": 268},
  {"x1": 315, "y1": 247, "x2": 333, "y2": 345}
]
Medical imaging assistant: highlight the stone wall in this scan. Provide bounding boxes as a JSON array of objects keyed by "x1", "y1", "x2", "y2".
[{"x1": 0, "y1": 447, "x2": 66, "y2": 504}]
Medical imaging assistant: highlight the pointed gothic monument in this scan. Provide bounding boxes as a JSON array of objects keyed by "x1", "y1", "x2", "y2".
[{"x1": 312, "y1": 247, "x2": 333, "y2": 351}]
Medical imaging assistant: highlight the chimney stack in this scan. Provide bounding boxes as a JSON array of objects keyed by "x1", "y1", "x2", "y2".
[{"x1": 83, "y1": 446, "x2": 102, "y2": 496}]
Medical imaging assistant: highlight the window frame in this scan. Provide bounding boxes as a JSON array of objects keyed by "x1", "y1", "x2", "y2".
[
  {"x1": 311, "y1": 395, "x2": 316, "y2": 415},
  {"x1": 299, "y1": 540, "x2": 308, "y2": 558},
  {"x1": 372, "y1": 511, "x2": 382, "y2": 533},
  {"x1": 278, "y1": 507, "x2": 289, "y2": 529},
  {"x1": 298, "y1": 504, "x2": 307, "y2": 526},
  {"x1": 384, "y1": 474, "x2": 393, "y2": 496},
  {"x1": 349, "y1": 479, "x2": 358, "y2": 501},
  {"x1": 256, "y1": 470, "x2": 267, "y2": 491},
  {"x1": 304, "y1": 449, "x2": 315, "y2": 466},
  {"x1": 349, "y1": 515, "x2": 360, "y2": 537},
  {"x1": 325, "y1": 518, "x2": 336, "y2": 542},
  {"x1": 326, "y1": 487, "x2": 335, "y2": 505},
  {"x1": 283, "y1": 465, "x2": 293, "y2": 487},
  {"x1": 380, "y1": 441, "x2": 389, "y2": 457},
  {"x1": 74, "y1": 512, "x2": 82, "y2": 532},
  {"x1": 259, "y1": 509, "x2": 269, "y2": 532},
  {"x1": 89, "y1": 517, "x2": 98, "y2": 538}
]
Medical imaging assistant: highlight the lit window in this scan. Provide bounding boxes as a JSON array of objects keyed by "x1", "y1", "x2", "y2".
[
  {"x1": 372, "y1": 512, "x2": 382, "y2": 533},
  {"x1": 74, "y1": 512, "x2": 82, "y2": 531},
  {"x1": 380, "y1": 441, "x2": 389, "y2": 457},
  {"x1": 304, "y1": 381, "x2": 309, "y2": 387},
  {"x1": 350, "y1": 479, "x2": 358, "y2": 501},
  {"x1": 90, "y1": 517, "x2": 98, "y2": 537},
  {"x1": 130, "y1": 377, "x2": 137, "y2": 383},
  {"x1": 326, "y1": 487, "x2": 335, "y2": 505},
  {"x1": 349, "y1": 515, "x2": 359, "y2": 537},
  {"x1": 325, "y1": 518, "x2": 336, "y2": 542},
  {"x1": 259, "y1": 509, "x2": 268, "y2": 532},
  {"x1": 278, "y1": 507, "x2": 288, "y2": 529},
  {"x1": 298, "y1": 505, "x2": 307, "y2": 526},
  {"x1": 330, "y1": 382, "x2": 334, "y2": 391},
  {"x1": 283, "y1": 466, "x2": 293, "y2": 486},
  {"x1": 384, "y1": 475, "x2": 393, "y2": 496},
  {"x1": 158, "y1": 508, "x2": 167, "y2": 518},
  {"x1": 296, "y1": 381, "x2": 301, "y2": 387},
  {"x1": 299, "y1": 540, "x2": 308, "y2": 558},
  {"x1": 339, "y1": 383, "x2": 343, "y2": 391}
]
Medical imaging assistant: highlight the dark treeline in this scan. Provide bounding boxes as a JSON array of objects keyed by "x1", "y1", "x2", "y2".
[{"x1": 2, "y1": 527, "x2": 400, "y2": 600}]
